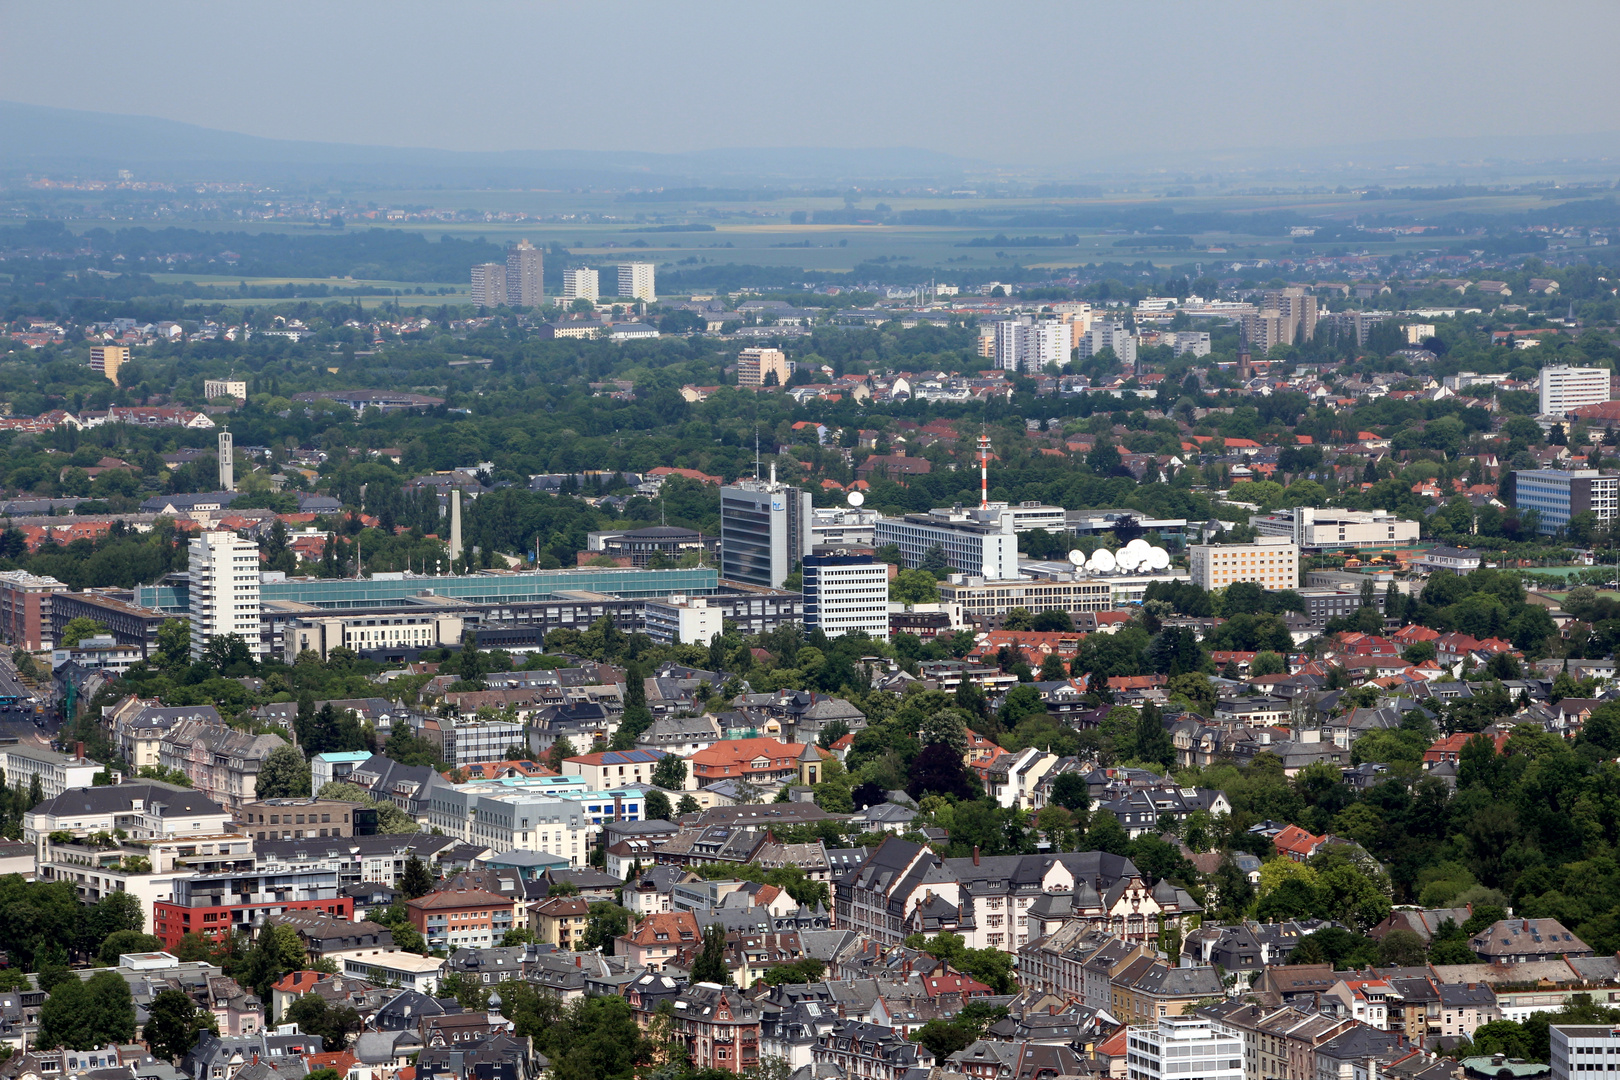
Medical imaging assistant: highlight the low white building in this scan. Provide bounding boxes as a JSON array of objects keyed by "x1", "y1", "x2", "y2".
[
  {"x1": 343, "y1": 953, "x2": 446, "y2": 995},
  {"x1": 643, "y1": 595, "x2": 724, "y2": 646},
  {"x1": 52, "y1": 635, "x2": 141, "y2": 674},
  {"x1": 988, "y1": 747, "x2": 1060, "y2": 810},
  {"x1": 1250, "y1": 506, "x2": 1419, "y2": 551},
  {"x1": 1127, "y1": 1016, "x2": 1244, "y2": 1080},
  {"x1": 3, "y1": 744, "x2": 104, "y2": 800}
]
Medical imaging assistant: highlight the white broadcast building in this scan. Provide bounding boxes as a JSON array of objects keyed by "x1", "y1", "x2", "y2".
[
  {"x1": 1540, "y1": 365, "x2": 1611, "y2": 414},
  {"x1": 874, "y1": 506, "x2": 1021, "y2": 580},
  {"x1": 188, "y1": 530, "x2": 264, "y2": 659}
]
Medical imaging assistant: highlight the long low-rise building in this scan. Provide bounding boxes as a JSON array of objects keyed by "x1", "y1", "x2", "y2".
[
  {"x1": 252, "y1": 833, "x2": 465, "y2": 889},
  {"x1": 1514, "y1": 469, "x2": 1620, "y2": 535},
  {"x1": 874, "y1": 507, "x2": 1022, "y2": 580},
  {"x1": 49, "y1": 589, "x2": 172, "y2": 657},
  {"x1": 270, "y1": 585, "x2": 799, "y2": 663},
  {"x1": 1250, "y1": 506, "x2": 1419, "y2": 550},
  {"x1": 422, "y1": 778, "x2": 649, "y2": 863},
  {"x1": 938, "y1": 576, "x2": 1115, "y2": 619},
  {"x1": 4, "y1": 744, "x2": 104, "y2": 800}
]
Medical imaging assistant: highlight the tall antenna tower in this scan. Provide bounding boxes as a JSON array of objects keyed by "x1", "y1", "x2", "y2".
[{"x1": 978, "y1": 432, "x2": 992, "y2": 509}]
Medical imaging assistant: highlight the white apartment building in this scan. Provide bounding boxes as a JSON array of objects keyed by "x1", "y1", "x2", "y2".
[
  {"x1": 618, "y1": 262, "x2": 656, "y2": 302},
  {"x1": 1541, "y1": 365, "x2": 1611, "y2": 414},
  {"x1": 1077, "y1": 321, "x2": 1138, "y2": 366},
  {"x1": 561, "y1": 267, "x2": 600, "y2": 302},
  {"x1": 203, "y1": 380, "x2": 247, "y2": 400},
  {"x1": 4, "y1": 745, "x2": 104, "y2": 801},
  {"x1": 874, "y1": 507, "x2": 1021, "y2": 580},
  {"x1": 1188, "y1": 536, "x2": 1299, "y2": 591},
  {"x1": 1127, "y1": 1017, "x2": 1244, "y2": 1080},
  {"x1": 989, "y1": 747, "x2": 1059, "y2": 809},
  {"x1": 1163, "y1": 331, "x2": 1211, "y2": 357},
  {"x1": 993, "y1": 318, "x2": 1070, "y2": 374},
  {"x1": 1250, "y1": 506, "x2": 1419, "y2": 550},
  {"x1": 802, "y1": 554, "x2": 890, "y2": 641},
  {"x1": 423, "y1": 784, "x2": 602, "y2": 863},
  {"x1": 188, "y1": 531, "x2": 263, "y2": 660}
]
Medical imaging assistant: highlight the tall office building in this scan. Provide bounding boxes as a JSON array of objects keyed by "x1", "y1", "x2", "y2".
[
  {"x1": 562, "y1": 267, "x2": 599, "y2": 302},
  {"x1": 802, "y1": 553, "x2": 890, "y2": 641},
  {"x1": 1514, "y1": 469, "x2": 1620, "y2": 535},
  {"x1": 720, "y1": 471, "x2": 812, "y2": 589},
  {"x1": 506, "y1": 240, "x2": 543, "y2": 307},
  {"x1": 188, "y1": 531, "x2": 263, "y2": 660},
  {"x1": 91, "y1": 345, "x2": 128, "y2": 386},
  {"x1": 1540, "y1": 365, "x2": 1611, "y2": 415},
  {"x1": 470, "y1": 263, "x2": 507, "y2": 308},
  {"x1": 618, "y1": 262, "x2": 656, "y2": 302},
  {"x1": 737, "y1": 347, "x2": 793, "y2": 387}
]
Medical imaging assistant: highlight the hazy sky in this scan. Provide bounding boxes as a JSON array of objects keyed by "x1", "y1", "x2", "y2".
[{"x1": 3, "y1": 0, "x2": 1617, "y2": 162}]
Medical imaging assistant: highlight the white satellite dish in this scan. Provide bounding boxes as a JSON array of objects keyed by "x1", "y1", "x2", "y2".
[
  {"x1": 847, "y1": 491, "x2": 865, "y2": 507},
  {"x1": 1088, "y1": 548, "x2": 1117, "y2": 573},
  {"x1": 1067, "y1": 549, "x2": 1086, "y2": 567},
  {"x1": 1116, "y1": 548, "x2": 1143, "y2": 572},
  {"x1": 1125, "y1": 537, "x2": 1152, "y2": 558},
  {"x1": 1147, "y1": 546, "x2": 1171, "y2": 571}
]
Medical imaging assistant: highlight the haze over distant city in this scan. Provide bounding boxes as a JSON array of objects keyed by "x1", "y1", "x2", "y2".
[{"x1": 3, "y1": 0, "x2": 1619, "y2": 176}]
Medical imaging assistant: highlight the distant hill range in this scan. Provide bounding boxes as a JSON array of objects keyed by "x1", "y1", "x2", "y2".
[
  {"x1": 0, "y1": 100, "x2": 980, "y2": 188},
  {"x1": 6, "y1": 99, "x2": 1620, "y2": 189}
]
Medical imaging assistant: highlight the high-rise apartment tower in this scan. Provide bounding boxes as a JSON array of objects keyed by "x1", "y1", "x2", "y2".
[{"x1": 506, "y1": 240, "x2": 544, "y2": 307}]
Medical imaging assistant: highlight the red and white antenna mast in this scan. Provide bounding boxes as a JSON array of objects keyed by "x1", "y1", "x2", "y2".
[{"x1": 978, "y1": 432, "x2": 992, "y2": 509}]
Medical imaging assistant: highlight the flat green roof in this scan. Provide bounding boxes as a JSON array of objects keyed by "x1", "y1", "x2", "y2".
[{"x1": 139, "y1": 566, "x2": 719, "y2": 611}]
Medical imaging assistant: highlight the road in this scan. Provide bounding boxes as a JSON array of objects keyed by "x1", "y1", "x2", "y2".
[{"x1": 0, "y1": 655, "x2": 54, "y2": 747}]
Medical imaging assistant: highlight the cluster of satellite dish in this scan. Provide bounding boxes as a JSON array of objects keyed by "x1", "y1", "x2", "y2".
[{"x1": 1068, "y1": 538, "x2": 1171, "y2": 574}]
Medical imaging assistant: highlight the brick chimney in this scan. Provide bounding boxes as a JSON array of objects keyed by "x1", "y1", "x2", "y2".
[
  {"x1": 75, "y1": 741, "x2": 85, "y2": 760},
  {"x1": 973, "y1": 845, "x2": 980, "y2": 866}
]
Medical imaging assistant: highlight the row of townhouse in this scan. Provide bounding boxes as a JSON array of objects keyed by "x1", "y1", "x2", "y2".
[
  {"x1": 837, "y1": 836, "x2": 1200, "y2": 954},
  {"x1": 1018, "y1": 927, "x2": 1223, "y2": 1021}
]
